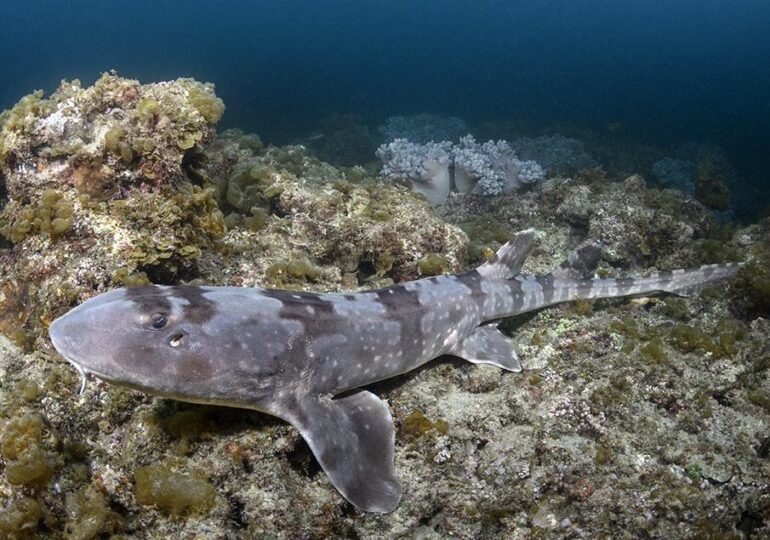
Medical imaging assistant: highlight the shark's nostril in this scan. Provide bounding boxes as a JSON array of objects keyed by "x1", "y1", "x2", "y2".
[{"x1": 169, "y1": 333, "x2": 184, "y2": 347}]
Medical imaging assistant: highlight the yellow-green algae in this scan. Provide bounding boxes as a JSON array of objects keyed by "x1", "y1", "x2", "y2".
[
  {"x1": 0, "y1": 414, "x2": 54, "y2": 488},
  {"x1": 733, "y1": 252, "x2": 770, "y2": 317},
  {"x1": 0, "y1": 74, "x2": 230, "y2": 349},
  {"x1": 416, "y1": 253, "x2": 449, "y2": 276},
  {"x1": 0, "y1": 280, "x2": 36, "y2": 350},
  {"x1": 400, "y1": 410, "x2": 449, "y2": 440},
  {"x1": 266, "y1": 258, "x2": 325, "y2": 288},
  {"x1": 134, "y1": 465, "x2": 217, "y2": 516},
  {"x1": 103, "y1": 126, "x2": 133, "y2": 164},
  {"x1": 63, "y1": 486, "x2": 124, "y2": 540},
  {"x1": 0, "y1": 190, "x2": 74, "y2": 243},
  {"x1": 0, "y1": 497, "x2": 42, "y2": 538},
  {"x1": 667, "y1": 319, "x2": 747, "y2": 359}
]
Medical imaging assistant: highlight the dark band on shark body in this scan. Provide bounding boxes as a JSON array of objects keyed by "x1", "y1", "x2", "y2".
[{"x1": 125, "y1": 285, "x2": 217, "y2": 324}]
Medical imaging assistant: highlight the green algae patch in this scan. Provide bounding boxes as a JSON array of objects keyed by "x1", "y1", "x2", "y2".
[
  {"x1": 5, "y1": 447, "x2": 53, "y2": 486},
  {"x1": 104, "y1": 126, "x2": 133, "y2": 164},
  {"x1": 0, "y1": 279, "x2": 36, "y2": 350},
  {"x1": 595, "y1": 444, "x2": 613, "y2": 465},
  {"x1": 111, "y1": 267, "x2": 151, "y2": 287},
  {"x1": 0, "y1": 189, "x2": 74, "y2": 243},
  {"x1": 640, "y1": 337, "x2": 668, "y2": 365},
  {"x1": 134, "y1": 465, "x2": 216, "y2": 516},
  {"x1": 416, "y1": 253, "x2": 449, "y2": 276},
  {"x1": 108, "y1": 183, "x2": 225, "y2": 274},
  {"x1": 400, "y1": 410, "x2": 449, "y2": 440},
  {"x1": 243, "y1": 207, "x2": 269, "y2": 231},
  {"x1": 0, "y1": 497, "x2": 42, "y2": 538},
  {"x1": 733, "y1": 254, "x2": 770, "y2": 317},
  {"x1": 160, "y1": 408, "x2": 216, "y2": 455},
  {"x1": 662, "y1": 297, "x2": 690, "y2": 321},
  {"x1": 63, "y1": 486, "x2": 124, "y2": 540},
  {"x1": 0, "y1": 413, "x2": 54, "y2": 488},
  {"x1": 187, "y1": 82, "x2": 225, "y2": 124},
  {"x1": 693, "y1": 238, "x2": 742, "y2": 265},
  {"x1": 667, "y1": 320, "x2": 747, "y2": 359},
  {"x1": 459, "y1": 216, "x2": 511, "y2": 264},
  {"x1": 266, "y1": 259, "x2": 325, "y2": 287},
  {"x1": 225, "y1": 161, "x2": 275, "y2": 212},
  {"x1": 747, "y1": 389, "x2": 770, "y2": 413}
]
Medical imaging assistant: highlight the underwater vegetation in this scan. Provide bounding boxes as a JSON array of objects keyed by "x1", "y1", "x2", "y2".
[
  {"x1": 0, "y1": 73, "x2": 227, "y2": 349},
  {"x1": 0, "y1": 75, "x2": 768, "y2": 538}
]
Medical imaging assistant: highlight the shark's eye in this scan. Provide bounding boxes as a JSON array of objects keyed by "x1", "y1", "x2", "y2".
[{"x1": 150, "y1": 314, "x2": 168, "y2": 329}]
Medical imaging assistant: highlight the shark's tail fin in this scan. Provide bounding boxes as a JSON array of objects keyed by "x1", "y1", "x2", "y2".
[
  {"x1": 477, "y1": 229, "x2": 536, "y2": 280},
  {"x1": 478, "y1": 231, "x2": 742, "y2": 299},
  {"x1": 548, "y1": 239, "x2": 742, "y2": 298},
  {"x1": 607, "y1": 263, "x2": 744, "y2": 297},
  {"x1": 553, "y1": 262, "x2": 743, "y2": 303}
]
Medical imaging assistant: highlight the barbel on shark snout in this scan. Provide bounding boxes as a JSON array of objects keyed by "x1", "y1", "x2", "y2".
[{"x1": 48, "y1": 229, "x2": 742, "y2": 513}]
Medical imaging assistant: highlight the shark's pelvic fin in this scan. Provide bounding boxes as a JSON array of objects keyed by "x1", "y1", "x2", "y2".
[
  {"x1": 448, "y1": 324, "x2": 522, "y2": 372},
  {"x1": 288, "y1": 390, "x2": 401, "y2": 513},
  {"x1": 552, "y1": 241, "x2": 602, "y2": 280},
  {"x1": 477, "y1": 229, "x2": 536, "y2": 280}
]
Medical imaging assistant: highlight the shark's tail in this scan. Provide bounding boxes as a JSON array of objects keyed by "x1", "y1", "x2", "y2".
[
  {"x1": 567, "y1": 263, "x2": 744, "y2": 300},
  {"x1": 549, "y1": 239, "x2": 743, "y2": 300},
  {"x1": 479, "y1": 230, "x2": 742, "y2": 304}
]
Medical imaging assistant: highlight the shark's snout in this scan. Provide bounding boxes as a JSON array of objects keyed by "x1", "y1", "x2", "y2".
[
  {"x1": 49, "y1": 314, "x2": 69, "y2": 354},
  {"x1": 49, "y1": 311, "x2": 93, "y2": 394},
  {"x1": 50, "y1": 312, "x2": 80, "y2": 359}
]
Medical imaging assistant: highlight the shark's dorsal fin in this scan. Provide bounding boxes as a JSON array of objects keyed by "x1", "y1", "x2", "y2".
[
  {"x1": 448, "y1": 324, "x2": 522, "y2": 372},
  {"x1": 286, "y1": 390, "x2": 401, "y2": 513},
  {"x1": 477, "y1": 229, "x2": 536, "y2": 280},
  {"x1": 552, "y1": 241, "x2": 602, "y2": 280}
]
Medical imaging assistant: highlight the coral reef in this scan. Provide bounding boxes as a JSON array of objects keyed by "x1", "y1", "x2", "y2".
[
  {"x1": 1, "y1": 77, "x2": 768, "y2": 539},
  {"x1": 201, "y1": 139, "x2": 467, "y2": 287},
  {"x1": 0, "y1": 73, "x2": 228, "y2": 349}
]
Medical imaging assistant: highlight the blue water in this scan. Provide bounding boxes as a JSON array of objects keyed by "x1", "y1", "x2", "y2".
[{"x1": 2, "y1": 0, "x2": 770, "y2": 216}]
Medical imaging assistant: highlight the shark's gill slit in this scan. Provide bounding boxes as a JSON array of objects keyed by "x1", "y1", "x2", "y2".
[{"x1": 168, "y1": 333, "x2": 184, "y2": 347}]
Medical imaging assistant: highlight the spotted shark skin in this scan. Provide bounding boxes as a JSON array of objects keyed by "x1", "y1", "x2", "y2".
[{"x1": 48, "y1": 230, "x2": 741, "y2": 512}]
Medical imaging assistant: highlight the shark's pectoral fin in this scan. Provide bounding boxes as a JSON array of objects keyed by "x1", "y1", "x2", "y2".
[
  {"x1": 449, "y1": 325, "x2": 522, "y2": 372},
  {"x1": 287, "y1": 390, "x2": 401, "y2": 513}
]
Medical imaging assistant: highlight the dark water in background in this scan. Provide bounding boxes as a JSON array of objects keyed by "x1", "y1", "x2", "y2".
[{"x1": 2, "y1": 0, "x2": 769, "y2": 217}]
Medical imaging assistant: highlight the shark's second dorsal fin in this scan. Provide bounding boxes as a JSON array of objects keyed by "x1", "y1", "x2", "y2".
[
  {"x1": 552, "y1": 241, "x2": 602, "y2": 280},
  {"x1": 477, "y1": 229, "x2": 536, "y2": 280}
]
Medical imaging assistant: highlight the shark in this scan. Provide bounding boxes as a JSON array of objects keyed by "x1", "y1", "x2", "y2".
[{"x1": 48, "y1": 229, "x2": 741, "y2": 512}]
